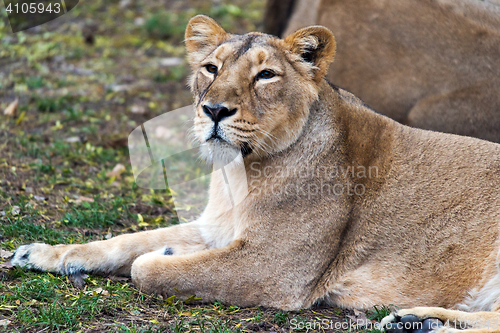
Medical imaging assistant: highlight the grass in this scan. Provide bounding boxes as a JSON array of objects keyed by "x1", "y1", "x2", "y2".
[
  {"x1": 367, "y1": 305, "x2": 397, "y2": 322},
  {"x1": 34, "y1": 95, "x2": 75, "y2": 113},
  {"x1": 145, "y1": 12, "x2": 188, "y2": 41},
  {"x1": 1, "y1": 271, "x2": 159, "y2": 331},
  {"x1": 0, "y1": 0, "x2": 388, "y2": 331}
]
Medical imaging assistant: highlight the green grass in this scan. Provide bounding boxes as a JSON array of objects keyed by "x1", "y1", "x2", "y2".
[
  {"x1": 1, "y1": 220, "x2": 70, "y2": 246},
  {"x1": 34, "y1": 95, "x2": 75, "y2": 113},
  {"x1": 0, "y1": 271, "x2": 153, "y2": 331},
  {"x1": 367, "y1": 305, "x2": 396, "y2": 322},
  {"x1": 273, "y1": 311, "x2": 289, "y2": 326},
  {"x1": 25, "y1": 76, "x2": 45, "y2": 89},
  {"x1": 145, "y1": 12, "x2": 188, "y2": 41},
  {"x1": 61, "y1": 196, "x2": 133, "y2": 229}
]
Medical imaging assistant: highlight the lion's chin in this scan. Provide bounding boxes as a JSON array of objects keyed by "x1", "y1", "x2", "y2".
[{"x1": 199, "y1": 140, "x2": 241, "y2": 168}]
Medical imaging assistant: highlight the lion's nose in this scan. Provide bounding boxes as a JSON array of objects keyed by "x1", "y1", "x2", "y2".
[{"x1": 202, "y1": 104, "x2": 236, "y2": 123}]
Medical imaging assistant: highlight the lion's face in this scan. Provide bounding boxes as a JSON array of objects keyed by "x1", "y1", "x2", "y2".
[{"x1": 185, "y1": 16, "x2": 336, "y2": 164}]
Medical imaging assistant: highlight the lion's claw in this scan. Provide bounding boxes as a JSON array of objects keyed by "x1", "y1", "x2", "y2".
[{"x1": 384, "y1": 314, "x2": 444, "y2": 333}]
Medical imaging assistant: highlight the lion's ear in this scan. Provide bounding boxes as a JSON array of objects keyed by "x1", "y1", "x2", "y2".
[
  {"x1": 185, "y1": 15, "x2": 229, "y2": 67},
  {"x1": 284, "y1": 26, "x2": 336, "y2": 82}
]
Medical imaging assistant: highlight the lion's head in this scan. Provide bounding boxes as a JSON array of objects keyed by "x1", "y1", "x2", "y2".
[{"x1": 185, "y1": 15, "x2": 336, "y2": 165}]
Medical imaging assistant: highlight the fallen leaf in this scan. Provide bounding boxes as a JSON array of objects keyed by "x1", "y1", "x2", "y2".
[
  {"x1": 33, "y1": 195, "x2": 46, "y2": 202},
  {"x1": 0, "y1": 319, "x2": 11, "y2": 326},
  {"x1": 179, "y1": 311, "x2": 193, "y2": 317},
  {"x1": 0, "y1": 261, "x2": 14, "y2": 269},
  {"x1": 106, "y1": 163, "x2": 126, "y2": 178},
  {"x1": 3, "y1": 98, "x2": 18, "y2": 117},
  {"x1": 16, "y1": 111, "x2": 26, "y2": 124},
  {"x1": 84, "y1": 287, "x2": 110, "y2": 296},
  {"x1": 75, "y1": 196, "x2": 94, "y2": 204},
  {"x1": 0, "y1": 249, "x2": 13, "y2": 259}
]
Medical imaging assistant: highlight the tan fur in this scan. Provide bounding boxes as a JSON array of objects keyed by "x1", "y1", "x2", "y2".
[
  {"x1": 281, "y1": 0, "x2": 500, "y2": 143},
  {"x1": 10, "y1": 16, "x2": 500, "y2": 330}
]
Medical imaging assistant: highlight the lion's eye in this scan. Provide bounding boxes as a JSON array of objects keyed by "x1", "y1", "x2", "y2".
[
  {"x1": 256, "y1": 70, "x2": 275, "y2": 80},
  {"x1": 205, "y1": 64, "x2": 218, "y2": 74}
]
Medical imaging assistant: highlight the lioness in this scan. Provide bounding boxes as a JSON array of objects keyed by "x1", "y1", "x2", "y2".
[
  {"x1": 10, "y1": 15, "x2": 500, "y2": 330},
  {"x1": 265, "y1": 0, "x2": 500, "y2": 143}
]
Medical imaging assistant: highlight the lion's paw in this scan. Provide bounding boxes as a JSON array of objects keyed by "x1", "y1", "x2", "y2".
[
  {"x1": 381, "y1": 312, "x2": 446, "y2": 333},
  {"x1": 11, "y1": 243, "x2": 61, "y2": 273},
  {"x1": 11, "y1": 243, "x2": 42, "y2": 269}
]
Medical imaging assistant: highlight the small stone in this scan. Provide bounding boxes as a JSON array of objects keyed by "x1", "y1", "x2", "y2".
[
  {"x1": 134, "y1": 17, "x2": 145, "y2": 26},
  {"x1": 130, "y1": 105, "x2": 146, "y2": 114},
  {"x1": 33, "y1": 195, "x2": 46, "y2": 202},
  {"x1": 11, "y1": 206, "x2": 20, "y2": 215},
  {"x1": 65, "y1": 136, "x2": 81, "y2": 143}
]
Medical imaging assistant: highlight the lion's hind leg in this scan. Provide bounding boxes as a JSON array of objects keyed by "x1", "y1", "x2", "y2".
[{"x1": 381, "y1": 307, "x2": 500, "y2": 333}]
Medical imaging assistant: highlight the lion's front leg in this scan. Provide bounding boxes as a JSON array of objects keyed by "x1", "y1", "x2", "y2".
[
  {"x1": 381, "y1": 307, "x2": 500, "y2": 333},
  {"x1": 11, "y1": 222, "x2": 208, "y2": 278},
  {"x1": 130, "y1": 239, "x2": 310, "y2": 310}
]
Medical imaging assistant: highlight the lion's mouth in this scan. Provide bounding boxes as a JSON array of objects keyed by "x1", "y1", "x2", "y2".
[
  {"x1": 204, "y1": 136, "x2": 252, "y2": 160},
  {"x1": 204, "y1": 126, "x2": 252, "y2": 158},
  {"x1": 207, "y1": 132, "x2": 225, "y2": 142}
]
